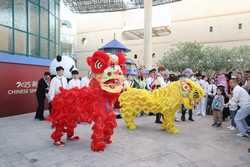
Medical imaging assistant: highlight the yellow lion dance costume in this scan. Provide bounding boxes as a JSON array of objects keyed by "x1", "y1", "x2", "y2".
[{"x1": 119, "y1": 79, "x2": 205, "y2": 134}]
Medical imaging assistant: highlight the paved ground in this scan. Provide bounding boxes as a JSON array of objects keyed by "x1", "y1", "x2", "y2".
[{"x1": 0, "y1": 113, "x2": 249, "y2": 167}]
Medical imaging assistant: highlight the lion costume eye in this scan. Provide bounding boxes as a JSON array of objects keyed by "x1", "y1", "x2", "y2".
[
  {"x1": 95, "y1": 60, "x2": 103, "y2": 69},
  {"x1": 182, "y1": 83, "x2": 191, "y2": 92},
  {"x1": 193, "y1": 91, "x2": 199, "y2": 99}
]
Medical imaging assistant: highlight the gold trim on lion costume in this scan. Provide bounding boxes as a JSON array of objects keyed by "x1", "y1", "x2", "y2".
[{"x1": 119, "y1": 79, "x2": 205, "y2": 134}]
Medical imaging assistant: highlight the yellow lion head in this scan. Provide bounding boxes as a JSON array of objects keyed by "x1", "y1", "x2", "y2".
[{"x1": 179, "y1": 79, "x2": 205, "y2": 109}]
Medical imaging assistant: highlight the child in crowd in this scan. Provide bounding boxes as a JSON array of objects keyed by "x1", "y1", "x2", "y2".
[
  {"x1": 226, "y1": 95, "x2": 238, "y2": 130},
  {"x1": 211, "y1": 87, "x2": 225, "y2": 127}
]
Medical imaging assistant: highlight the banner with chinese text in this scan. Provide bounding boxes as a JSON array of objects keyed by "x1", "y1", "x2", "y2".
[{"x1": 0, "y1": 62, "x2": 49, "y2": 117}]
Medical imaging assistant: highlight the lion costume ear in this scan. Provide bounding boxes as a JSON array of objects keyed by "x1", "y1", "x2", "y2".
[
  {"x1": 116, "y1": 52, "x2": 127, "y2": 74},
  {"x1": 87, "y1": 57, "x2": 92, "y2": 66},
  {"x1": 116, "y1": 52, "x2": 126, "y2": 65}
]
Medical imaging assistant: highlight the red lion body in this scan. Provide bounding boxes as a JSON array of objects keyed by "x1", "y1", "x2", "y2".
[{"x1": 50, "y1": 51, "x2": 126, "y2": 152}]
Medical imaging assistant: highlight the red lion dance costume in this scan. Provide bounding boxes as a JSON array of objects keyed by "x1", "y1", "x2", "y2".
[{"x1": 50, "y1": 51, "x2": 126, "y2": 152}]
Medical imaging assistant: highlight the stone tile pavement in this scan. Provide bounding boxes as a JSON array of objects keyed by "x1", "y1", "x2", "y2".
[{"x1": 0, "y1": 113, "x2": 249, "y2": 167}]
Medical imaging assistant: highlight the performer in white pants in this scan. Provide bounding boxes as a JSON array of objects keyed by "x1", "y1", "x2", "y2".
[{"x1": 196, "y1": 75, "x2": 209, "y2": 116}]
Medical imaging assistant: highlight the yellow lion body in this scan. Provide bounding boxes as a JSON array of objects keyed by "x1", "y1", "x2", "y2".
[{"x1": 119, "y1": 79, "x2": 204, "y2": 134}]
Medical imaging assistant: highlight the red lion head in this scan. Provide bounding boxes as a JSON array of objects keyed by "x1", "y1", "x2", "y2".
[{"x1": 87, "y1": 51, "x2": 126, "y2": 93}]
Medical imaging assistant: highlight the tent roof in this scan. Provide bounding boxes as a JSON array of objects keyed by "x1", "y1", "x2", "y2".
[{"x1": 99, "y1": 39, "x2": 130, "y2": 52}]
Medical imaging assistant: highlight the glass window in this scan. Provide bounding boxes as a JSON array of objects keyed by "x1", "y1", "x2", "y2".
[
  {"x1": 0, "y1": 0, "x2": 12, "y2": 26},
  {"x1": 55, "y1": 4, "x2": 59, "y2": 17},
  {"x1": 55, "y1": 18, "x2": 60, "y2": 43},
  {"x1": 14, "y1": 0, "x2": 27, "y2": 31},
  {"x1": 49, "y1": 14, "x2": 55, "y2": 41},
  {"x1": 15, "y1": 30, "x2": 27, "y2": 54},
  {"x1": 29, "y1": 34, "x2": 39, "y2": 56},
  {"x1": 49, "y1": 42, "x2": 55, "y2": 58},
  {"x1": 62, "y1": 42, "x2": 72, "y2": 55},
  {"x1": 49, "y1": 0, "x2": 55, "y2": 14},
  {"x1": 0, "y1": 26, "x2": 13, "y2": 52},
  {"x1": 29, "y1": 0, "x2": 39, "y2": 4},
  {"x1": 40, "y1": 0, "x2": 48, "y2": 9},
  {"x1": 40, "y1": 8, "x2": 48, "y2": 38},
  {"x1": 40, "y1": 38, "x2": 48, "y2": 58},
  {"x1": 56, "y1": 44, "x2": 59, "y2": 55},
  {"x1": 28, "y1": 2, "x2": 39, "y2": 34}
]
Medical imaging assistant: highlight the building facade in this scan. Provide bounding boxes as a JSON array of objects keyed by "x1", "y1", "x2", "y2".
[
  {"x1": 0, "y1": 0, "x2": 60, "y2": 117},
  {"x1": 72, "y1": 0, "x2": 250, "y2": 72},
  {"x1": 0, "y1": 0, "x2": 60, "y2": 58}
]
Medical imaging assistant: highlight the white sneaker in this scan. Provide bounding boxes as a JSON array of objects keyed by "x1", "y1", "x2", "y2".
[
  {"x1": 229, "y1": 126, "x2": 236, "y2": 130},
  {"x1": 175, "y1": 118, "x2": 180, "y2": 122},
  {"x1": 195, "y1": 113, "x2": 202, "y2": 116},
  {"x1": 236, "y1": 133, "x2": 249, "y2": 137},
  {"x1": 227, "y1": 126, "x2": 232, "y2": 129}
]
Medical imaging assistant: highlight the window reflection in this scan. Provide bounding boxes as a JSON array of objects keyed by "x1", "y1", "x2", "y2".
[
  {"x1": 0, "y1": 0, "x2": 12, "y2": 26},
  {"x1": 28, "y1": 3, "x2": 39, "y2": 34},
  {"x1": 29, "y1": 34, "x2": 39, "y2": 56},
  {"x1": 40, "y1": 8, "x2": 49, "y2": 38},
  {"x1": 0, "y1": 26, "x2": 13, "y2": 52},
  {"x1": 14, "y1": 0, "x2": 27, "y2": 31},
  {"x1": 15, "y1": 30, "x2": 27, "y2": 54}
]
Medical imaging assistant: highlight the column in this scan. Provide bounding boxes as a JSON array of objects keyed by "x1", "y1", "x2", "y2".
[{"x1": 144, "y1": 0, "x2": 153, "y2": 69}]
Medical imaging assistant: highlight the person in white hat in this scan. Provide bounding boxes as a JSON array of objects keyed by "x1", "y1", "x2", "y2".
[{"x1": 68, "y1": 68, "x2": 81, "y2": 89}]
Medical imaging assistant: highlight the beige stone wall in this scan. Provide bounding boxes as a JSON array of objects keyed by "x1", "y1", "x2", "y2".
[{"x1": 74, "y1": 0, "x2": 250, "y2": 72}]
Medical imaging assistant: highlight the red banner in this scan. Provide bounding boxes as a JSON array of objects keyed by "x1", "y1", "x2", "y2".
[{"x1": 0, "y1": 62, "x2": 49, "y2": 117}]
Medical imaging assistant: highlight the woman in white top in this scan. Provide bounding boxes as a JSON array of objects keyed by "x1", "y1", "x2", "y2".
[{"x1": 68, "y1": 69, "x2": 81, "y2": 89}]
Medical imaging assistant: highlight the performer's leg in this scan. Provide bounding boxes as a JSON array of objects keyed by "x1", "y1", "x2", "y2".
[
  {"x1": 66, "y1": 120, "x2": 80, "y2": 141},
  {"x1": 164, "y1": 110, "x2": 179, "y2": 134},
  {"x1": 121, "y1": 107, "x2": 137, "y2": 129},
  {"x1": 181, "y1": 111, "x2": 186, "y2": 121},
  {"x1": 161, "y1": 111, "x2": 168, "y2": 129},
  {"x1": 91, "y1": 117, "x2": 106, "y2": 152},
  {"x1": 155, "y1": 113, "x2": 162, "y2": 123},
  {"x1": 51, "y1": 121, "x2": 65, "y2": 146},
  {"x1": 103, "y1": 112, "x2": 117, "y2": 144},
  {"x1": 181, "y1": 105, "x2": 186, "y2": 121},
  {"x1": 188, "y1": 109, "x2": 194, "y2": 121}
]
